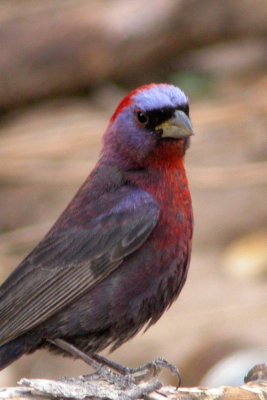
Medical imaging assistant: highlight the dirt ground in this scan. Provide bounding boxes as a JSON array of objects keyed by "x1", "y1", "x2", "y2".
[{"x1": 0, "y1": 75, "x2": 266, "y2": 387}]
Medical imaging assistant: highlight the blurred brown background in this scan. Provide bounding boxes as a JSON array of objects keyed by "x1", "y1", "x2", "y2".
[{"x1": 0, "y1": 0, "x2": 266, "y2": 388}]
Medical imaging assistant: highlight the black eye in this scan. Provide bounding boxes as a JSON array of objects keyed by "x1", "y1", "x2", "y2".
[{"x1": 136, "y1": 111, "x2": 149, "y2": 126}]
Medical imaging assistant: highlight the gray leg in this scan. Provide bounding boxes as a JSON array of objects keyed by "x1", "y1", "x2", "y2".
[
  {"x1": 48, "y1": 339, "x2": 181, "y2": 389},
  {"x1": 47, "y1": 339, "x2": 118, "y2": 384}
]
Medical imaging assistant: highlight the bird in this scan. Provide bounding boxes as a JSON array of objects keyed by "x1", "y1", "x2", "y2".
[{"x1": 0, "y1": 83, "x2": 194, "y2": 376}]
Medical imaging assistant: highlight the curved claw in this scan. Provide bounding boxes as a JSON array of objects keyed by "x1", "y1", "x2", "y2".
[
  {"x1": 123, "y1": 357, "x2": 181, "y2": 388},
  {"x1": 146, "y1": 357, "x2": 181, "y2": 389}
]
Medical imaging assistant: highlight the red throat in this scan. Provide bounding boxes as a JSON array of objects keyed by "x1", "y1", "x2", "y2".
[{"x1": 144, "y1": 141, "x2": 186, "y2": 170}]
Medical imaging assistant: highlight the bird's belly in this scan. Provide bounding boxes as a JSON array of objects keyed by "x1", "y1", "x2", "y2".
[
  {"x1": 45, "y1": 183, "x2": 192, "y2": 352},
  {"x1": 45, "y1": 216, "x2": 191, "y2": 351},
  {"x1": 112, "y1": 220, "x2": 191, "y2": 322}
]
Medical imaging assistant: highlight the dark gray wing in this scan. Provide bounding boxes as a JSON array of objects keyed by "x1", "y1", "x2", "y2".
[{"x1": 0, "y1": 188, "x2": 160, "y2": 345}]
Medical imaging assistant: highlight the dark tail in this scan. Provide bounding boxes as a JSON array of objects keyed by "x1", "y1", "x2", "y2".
[
  {"x1": 0, "y1": 334, "x2": 40, "y2": 370},
  {"x1": 0, "y1": 337, "x2": 27, "y2": 370}
]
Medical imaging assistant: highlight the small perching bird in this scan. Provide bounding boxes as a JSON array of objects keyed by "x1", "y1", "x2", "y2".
[{"x1": 0, "y1": 84, "x2": 194, "y2": 377}]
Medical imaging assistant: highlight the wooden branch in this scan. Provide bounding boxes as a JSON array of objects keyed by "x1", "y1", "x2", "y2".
[
  {"x1": 1, "y1": 0, "x2": 267, "y2": 110},
  {"x1": 0, "y1": 364, "x2": 266, "y2": 400}
]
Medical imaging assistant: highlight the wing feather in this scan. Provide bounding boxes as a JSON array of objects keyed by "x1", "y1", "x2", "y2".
[{"x1": 0, "y1": 188, "x2": 159, "y2": 345}]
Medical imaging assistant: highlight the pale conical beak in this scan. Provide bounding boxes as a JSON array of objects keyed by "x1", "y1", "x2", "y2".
[{"x1": 159, "y1": 110, "x2": 194, "y2": 139}]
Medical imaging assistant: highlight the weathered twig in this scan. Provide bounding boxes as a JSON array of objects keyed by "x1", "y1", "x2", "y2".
[{"x1": 0, "y1": 364, "x2": 266, "y2": 400}]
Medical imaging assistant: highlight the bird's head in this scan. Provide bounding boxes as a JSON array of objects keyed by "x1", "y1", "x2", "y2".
[{"x1": 102, "y1": 83, "x2": 193, "y2": 168}]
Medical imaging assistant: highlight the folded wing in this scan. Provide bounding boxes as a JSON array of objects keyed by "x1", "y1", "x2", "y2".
[{"x1": 0, "y1": 188, "x2": 160, "y2": 345}]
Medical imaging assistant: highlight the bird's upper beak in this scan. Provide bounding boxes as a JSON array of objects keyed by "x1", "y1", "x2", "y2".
[{"x1": 158, "y1": 110, "x2": 194, "y2": 139}]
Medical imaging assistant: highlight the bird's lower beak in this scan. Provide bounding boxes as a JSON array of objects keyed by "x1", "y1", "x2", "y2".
[{"x1": 159, "y1": 110, "x2": 194, "y2": 139}]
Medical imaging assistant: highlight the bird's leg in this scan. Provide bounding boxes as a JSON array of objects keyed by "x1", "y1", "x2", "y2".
[
  {"x1": 92, "y1": 353, "x2": 181, "y2": 387},
  {"x1": 48, "y1": 339, "x2": 119, "y2": 384},
  {"x1": 49, "y1": 339, "x2": 180, "y2": 389}
]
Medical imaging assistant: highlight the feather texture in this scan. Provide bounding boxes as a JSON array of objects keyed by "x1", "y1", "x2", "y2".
[{"x1": 0, "y1": 188, "x2": 159, "y2": 345}]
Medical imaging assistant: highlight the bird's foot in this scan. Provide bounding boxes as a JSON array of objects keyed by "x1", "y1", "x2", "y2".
[
  {"x1": 82, "y1": 361, "x2": 164, "y2": 398},
  {"x1": 49, "y1": 339, "x2": 180, "y2": 394},
  {"x1": 83, "y1": 365, "x2": 134, "y2": 389},
  {"x1": 125, "y1": 357, "x2": 180, "y2": 386},
  {"x1": 92, "y1": 353, "x2": 181, "y2": 387}
]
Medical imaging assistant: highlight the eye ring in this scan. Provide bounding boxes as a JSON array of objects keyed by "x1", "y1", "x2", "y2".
[{"x1": 135, "y1": 110, "x2": 149, "y2": 126}]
